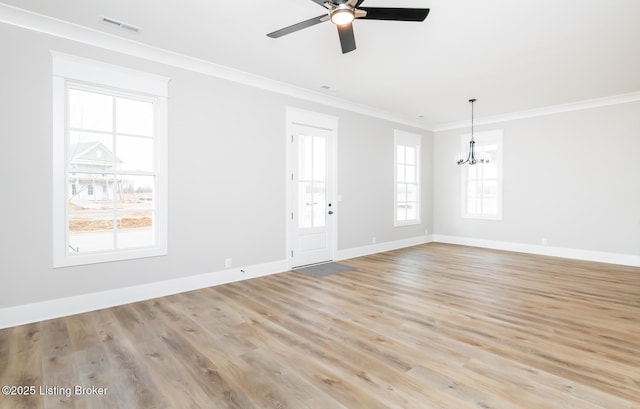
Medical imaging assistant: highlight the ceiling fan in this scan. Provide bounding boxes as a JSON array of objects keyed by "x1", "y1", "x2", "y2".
[{"x1": 266, "y1": 0, "x2": 430, "y2": 54}]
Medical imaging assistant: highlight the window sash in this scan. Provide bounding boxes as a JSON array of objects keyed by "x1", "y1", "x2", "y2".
[
  {"x1": 64, "y1": 83, "x2": 160, "y2": 258},
  {"x1": 460, "y1": 130, "x2": 503, "y2": 220},
  {"x1": 53, "y1": 52, "x2": 168, "y2": 267},
  {"x1": 394, "y1": 131, "x2": 421, "y2": 226}
]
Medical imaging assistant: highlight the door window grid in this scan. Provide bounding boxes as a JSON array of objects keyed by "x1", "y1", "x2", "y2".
[{"x1": 297, "y1": 134, "x2": 326, "y2": 228}]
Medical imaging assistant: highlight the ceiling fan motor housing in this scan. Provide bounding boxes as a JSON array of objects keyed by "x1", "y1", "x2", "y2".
[{"x1": 331, "y1": 4, "x2": 355, "y2": 25}]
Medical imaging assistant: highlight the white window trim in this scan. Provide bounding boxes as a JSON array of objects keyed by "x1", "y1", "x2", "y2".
[
  {"x1": 52, "y1": 51, "x2": 169, "y2": 267},
  {"x1": 394, "y1": 130, "x2": 422, "y2": 227},
  {"x1": 460, "y1": 129, "x2": 503, "y2": 220}
]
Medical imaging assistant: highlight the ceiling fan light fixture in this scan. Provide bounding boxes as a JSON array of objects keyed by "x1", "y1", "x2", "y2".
[
  {"x1": 330, "y1": 6, "x2": 355, "y2": 25},
  {"x1": 266, "y1": 0, "x2": 431, "y2": 53}
]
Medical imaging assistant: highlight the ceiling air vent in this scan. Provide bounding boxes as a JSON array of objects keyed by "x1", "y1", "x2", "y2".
[{"x1": 101, "y1": 16, "x2": 141, "y2": 33}]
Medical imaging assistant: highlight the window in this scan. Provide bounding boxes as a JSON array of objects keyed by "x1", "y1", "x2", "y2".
[
  {"x1": 52, "y1": 52, "x2": 169, "y2": 267},
  {"x1": 461, "y1": 130, "x2": 503, "y2": 220},
  {"x1": 394, "y1": 130, "x2": 421, "y2": 226}
]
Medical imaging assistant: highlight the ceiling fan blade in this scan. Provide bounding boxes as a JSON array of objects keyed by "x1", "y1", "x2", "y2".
[
  {"x1": 355, "y1": 0, "x2": 366, "y2": 6},
  {"x1": 311, "y1": 0, "x2": 347, "y2": 6},
  {"x1": 358, "y1": 7, "x2": 430, "y2": 22},
  {"x1": 337, "y1": 23, "x2": 356, "y2": 53},
  {"x1": 267, "y1": 15, "x2": 328, "y2": 38}
]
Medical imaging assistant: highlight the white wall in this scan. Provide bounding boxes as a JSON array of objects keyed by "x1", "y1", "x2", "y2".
[
  {"x1": 338, "y1": 118, "x2": 433, "y2": 250},
  {"x1": 434, "y1": 101, "x2": 640, "y2": 258},
  {"x1": 0, "y1": 22, "x2": 433, "y2": 312},
  {"x1": 7, "y1": 11, "x2": 637, "y2": 324}
]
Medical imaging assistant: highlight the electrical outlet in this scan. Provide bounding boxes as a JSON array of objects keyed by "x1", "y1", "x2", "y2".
[
  {"x1": 541, "y1": 238, "x2": 548, "y2": 246},
  {"x1": 225, "y1": 258, "x2": 232, "y2": 268},
  {"x1": 372, "y1": 236, "x2": 377, "y2": 244}
]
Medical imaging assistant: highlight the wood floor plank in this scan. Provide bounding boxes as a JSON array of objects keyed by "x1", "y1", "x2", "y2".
[
  {"x1": 2, "y1": 323, "x2": 44, "y2": 409},
  {"x1": 1, "y1": 243, "x2": 639, "y2": 408},
  {"x1": 0, "y1": 326, "x2": 12, "y2": 384},
  {"x1": 40, "y1": 319, "x2": 79, "y2": 409}
]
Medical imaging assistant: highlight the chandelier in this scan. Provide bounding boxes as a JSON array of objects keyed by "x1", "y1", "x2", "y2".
[{"x1": 456, "y1": 98, "x2": 489, "y2": 165}]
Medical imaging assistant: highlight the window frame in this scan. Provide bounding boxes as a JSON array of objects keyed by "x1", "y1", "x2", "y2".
[
  {"x1": 460, "y1": 129, "x2": 503, "y2": 220},
  {"x1": 52, "y1": 52, "x2": 169, "y2": 267},
  {"x1": 394, "y1": 130, "x2": 422, "y2": 227}
]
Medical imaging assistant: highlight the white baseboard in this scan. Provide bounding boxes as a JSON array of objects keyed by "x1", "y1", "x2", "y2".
[
  {"x1": 335, "y1": 235, "x2": 433, "y2": 261},
  {"x1": 0, "y1": 259, "x2": 288, "y2": 330},
  {"x1": 1, "y1": 234, "x2": 435, "y2": 329},
  {"x1": 433, "y1": 235, "x2": 640, "y2": 267},
  {"x1": 3, "y1": 234, "x2": 636, "y2": 329}
]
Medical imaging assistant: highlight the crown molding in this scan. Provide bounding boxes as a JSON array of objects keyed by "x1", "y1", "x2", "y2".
[
  {"x1": 433, "y1": 92, "x2": 640, "y2": 132},
  {"x1": 0, "y1": 3, "x2": 432, "y2": 131}
]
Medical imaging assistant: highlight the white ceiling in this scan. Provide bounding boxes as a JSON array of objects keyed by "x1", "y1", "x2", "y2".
[{"x1": 3, "y1": 0, "x2": 640, "y2": 128}]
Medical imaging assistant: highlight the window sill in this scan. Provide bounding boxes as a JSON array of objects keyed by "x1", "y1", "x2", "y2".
[
  {"x1": 394, "y1": 220, "x2": 421, "y2": 227},
  {"x1": 461, "y1": 214, "x2": 503, "y2": 221},
  {"x1": 53, "y1": 247, "x2": 167, "y2": 268}
]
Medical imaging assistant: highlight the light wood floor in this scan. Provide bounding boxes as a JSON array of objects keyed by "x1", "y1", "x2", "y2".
[{"x1": 2, "y1": 243, "x2": 640, "y2": 408}]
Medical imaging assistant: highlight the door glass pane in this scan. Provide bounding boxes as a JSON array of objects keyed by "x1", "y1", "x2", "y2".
[
  {"x1": 68, "y1": 212, "x2": 114, "y2": 253},
  {"x1": 297, "y1": 129, "x2": 327, "y2": 229},
  {"x1": 69, "y1": 89, "x2": 113, "y2": 132},
  {"x1": 116, "y1": 97, "x2": 154, "y2": 136},
  {"x1": 298, "y1": 181, "x2": 313, "y2": 228},
  {"x1": 313, "y1": 182, "x2": 326, "y2": 227},
  {"x1": 298, "y1": 134, "x2": 312, "y2": 181},
  {"x1": 312, "y1": 136, "x2": 326, "y2": 182}
]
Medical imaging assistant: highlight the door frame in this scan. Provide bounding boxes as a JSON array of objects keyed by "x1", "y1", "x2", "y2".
[{"x1": 285, "y1": 107, "x2": 339, "y2": 269}]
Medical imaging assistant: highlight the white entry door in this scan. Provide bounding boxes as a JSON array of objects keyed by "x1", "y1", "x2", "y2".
[{"x1": 289, "y1": 123, "x2": 335, "y2": 267}]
